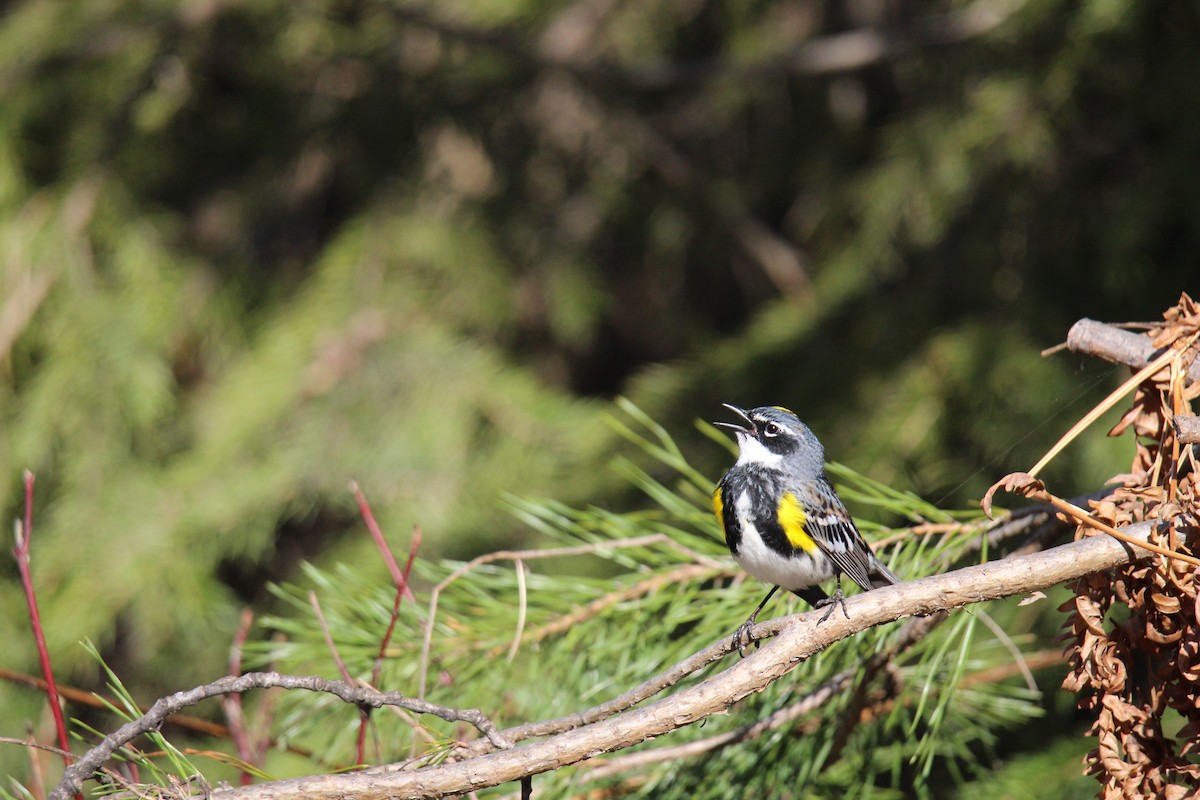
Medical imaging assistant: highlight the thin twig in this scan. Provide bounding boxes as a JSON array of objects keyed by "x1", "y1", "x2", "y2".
[
  {"x1": 0, "y1": 665, "x2": 316, "y2": 758},
  {"x1": 1043, "y1": 494, "x2": 1200, "y2": 568},
  {"x1": 352, "y1": 481, "x2": 416, "y2": 602},
  {"x1": 375, "y1": 525, "x2": 423, "y2": 686},
  {"x1": 309, "y1": 592, "x2": 355, "y2": 685},
  {"x1": 872, "y1": 521, "x2": 965, "y2": 549},
  {"x1": 1, "y1": 736, "x2": 77, "y2": 759},
  {"x1": 984, "y1": 475, "x2": 1200, "y2": 567},
  {"x1": 52, "y1": 672, "x2": 513, "y2": 800},
  {"x1": 24, "y1": 725, "x2": 49, "y2": 800},
  {"x1": 958, "y1": 648, "x2": 1063, "y2": 687},
  {"x1": 353, "y1": 492, "x2": 422, "y2": 766},
  {"x1": 310, "y1": 590, "x2": 369, "y2": 768}
]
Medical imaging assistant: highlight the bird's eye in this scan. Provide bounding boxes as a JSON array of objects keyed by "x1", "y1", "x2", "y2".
[{"x1": 763, "y1": 422, "x2": 780, "y2": 437}]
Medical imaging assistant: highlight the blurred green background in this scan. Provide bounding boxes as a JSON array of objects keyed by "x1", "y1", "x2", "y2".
[{"x1": 1, "y1": 0, "x2": 1195, "y2": 793}]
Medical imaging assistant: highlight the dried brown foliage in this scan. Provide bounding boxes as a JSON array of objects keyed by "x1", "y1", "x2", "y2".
[{"x1": 1061, "y1": 294, "x2": 1200, "y2": 798}]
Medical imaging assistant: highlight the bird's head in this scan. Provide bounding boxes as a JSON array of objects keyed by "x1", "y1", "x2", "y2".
[{"x1": 713, "y1": 404, "x2": 824, "y2": 474}]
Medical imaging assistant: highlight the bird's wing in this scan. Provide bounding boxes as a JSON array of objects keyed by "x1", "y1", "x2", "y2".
[{"x1": 800, "y1": 477, "x2": 878, "y2": 592}]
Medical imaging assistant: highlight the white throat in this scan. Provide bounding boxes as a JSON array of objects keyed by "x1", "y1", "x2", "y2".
[{"x1": 735, "y1": 434, "x2": 784, "y2": 468}]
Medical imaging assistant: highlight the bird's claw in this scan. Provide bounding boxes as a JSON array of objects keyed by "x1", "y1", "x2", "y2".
[
  {"x1": 733, "y1": 617, "x2": 758, "y2": 656},
  {"x1": 814, "y1": 588, "x2": 849, "y2": 625}
]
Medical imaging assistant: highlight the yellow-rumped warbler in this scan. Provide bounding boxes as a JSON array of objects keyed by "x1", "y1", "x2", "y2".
[{"x1": 713, "y1": 404, "x2": 899, "y2": 645}]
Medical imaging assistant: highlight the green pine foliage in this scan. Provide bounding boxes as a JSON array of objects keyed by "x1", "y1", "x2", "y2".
[{"x1": 245, "y1": 405, "x2": 1043, "y2": 797}]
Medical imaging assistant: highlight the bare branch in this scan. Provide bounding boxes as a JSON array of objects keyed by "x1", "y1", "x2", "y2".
[
  {"x1": 0, "y1": 665, "x2": 315, "y2": 759},
  {"x1": 0, "y1": 736, "x2": 77, "y2": 760},
  {"x1": 578, "y1": 679, "x2": 841, "y2": 780},
  {"x1": 1173, "y1": 414, "x2": 1200, "y2": 444},
  {"x1": 51, "y1": 673, "x2": 512, "y2": 800},
  {"x1": 582, "y1": 636, "x2": 1064, "y2": 785},
  {"x1": 1065, "y1": 318, "x2": 1200, "y2": 383}
]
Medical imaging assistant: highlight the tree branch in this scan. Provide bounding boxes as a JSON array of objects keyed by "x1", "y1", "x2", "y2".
[
  {"x1": 1173, "y1": 414, "x2": 1200, "y2": 444},
  {"x1": 1066, "y1": 318, "x2": 1200, "y2": 383},
  {"x1": 62, "y1": 519, "x2": 1161, "y2": 800}
]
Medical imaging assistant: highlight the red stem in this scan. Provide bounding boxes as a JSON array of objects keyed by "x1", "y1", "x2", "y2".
[
  {"x1": 351, "y1": 482, "x2": 415, "y2": 601},
  {"x1": 351, "y1": 484, "x2": 423, "y2": 767},
  {"x1": 373, "y1": 526, "x2": 422, "y2": 685},
  {"x1": 14, "y1": 471, "x2": 80, "y2": 799}
]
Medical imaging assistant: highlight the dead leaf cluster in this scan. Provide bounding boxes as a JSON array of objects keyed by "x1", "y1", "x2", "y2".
[{"x1": 1058, "y1": 294, "x2": 1200, "y2": 798}]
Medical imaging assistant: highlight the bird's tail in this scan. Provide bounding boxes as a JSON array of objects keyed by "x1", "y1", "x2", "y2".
[{"x1": 868, "y1": 555, "x2": 901, "y2": 589}]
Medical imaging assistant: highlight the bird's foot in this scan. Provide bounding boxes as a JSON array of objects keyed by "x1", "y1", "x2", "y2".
[
  {"x1": 733, "y1": 615, "x2": 759, "y2": 657},
  {"x1": 814, "y1": 587, "x2": 849, "y2": 625}
]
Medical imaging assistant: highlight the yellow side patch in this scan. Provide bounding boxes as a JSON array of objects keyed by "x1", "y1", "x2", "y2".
[
  {"x1": 712, "y1": 487, "x2": 725, "y2": 540},
  {"x1": 778, "y1": 492, "x2": 818, "y2": 554}
]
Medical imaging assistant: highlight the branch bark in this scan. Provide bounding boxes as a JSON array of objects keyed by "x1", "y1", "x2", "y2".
[
  {"x1": 1066, "y1": 318, "x2": 1200, "y2": 383},
  {"x1": 54, "y1": 520, "x2": 1159, "y2": 800},
  {"x1": 1172, "y1": 414, "x2": 1200, "y2": 444}
]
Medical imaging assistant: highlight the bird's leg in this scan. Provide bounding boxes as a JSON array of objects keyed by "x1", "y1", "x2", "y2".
[
  {"x1": 815, "y1": 577, "x2": 850, "y2": 624},
  {"x1": 734, "y1": 585, "x2": 779, "y2": 656}
]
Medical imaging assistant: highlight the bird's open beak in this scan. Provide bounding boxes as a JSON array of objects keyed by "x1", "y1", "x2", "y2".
[{"x1": 713, "y1": 403, "x2": 756, "y2": 435}]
